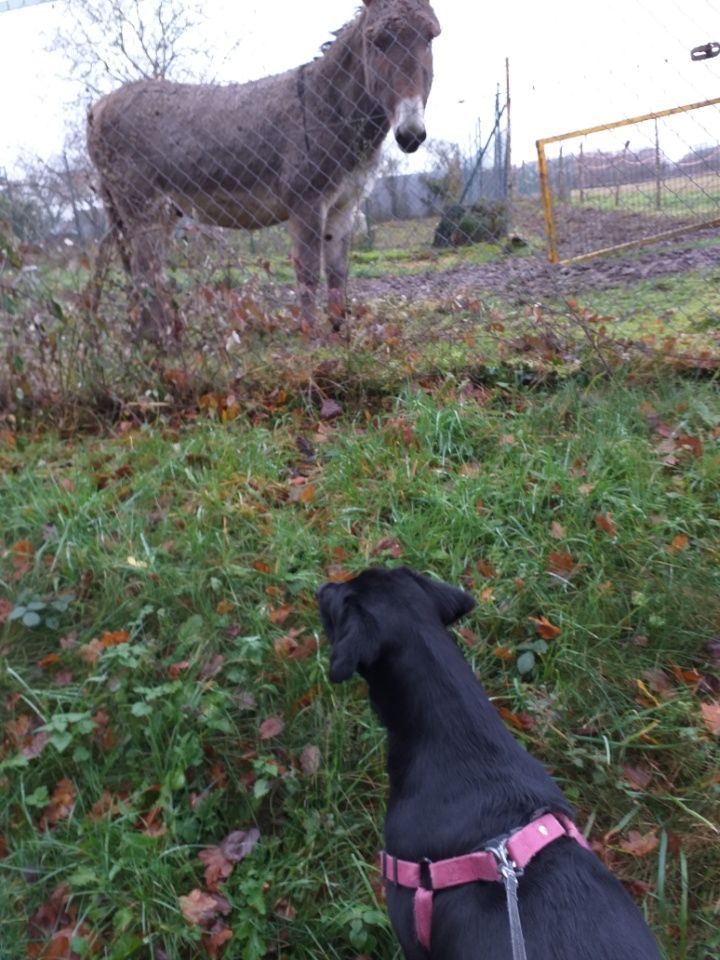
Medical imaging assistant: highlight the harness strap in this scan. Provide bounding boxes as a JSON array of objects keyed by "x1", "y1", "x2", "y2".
[{"x1": 380, "y1": 812, "x2": 590, "y2": 954}]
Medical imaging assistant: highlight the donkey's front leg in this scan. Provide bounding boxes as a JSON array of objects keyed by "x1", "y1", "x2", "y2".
[
  {"x1": 323, "y1": 200, "x2": 355, "y2": 331},
  {"x1": 288, "y1": 203, "x2": 324, "y2": 332}
]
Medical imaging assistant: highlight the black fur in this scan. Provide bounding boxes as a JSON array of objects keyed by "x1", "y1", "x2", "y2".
[{"x1": 317, "y1": 566, "x2": 661, "y2": 960}]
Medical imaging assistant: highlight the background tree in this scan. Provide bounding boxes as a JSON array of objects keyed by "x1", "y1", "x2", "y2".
[{"x1": 52, "y1": 0, "x2": 230, "y2": 98}]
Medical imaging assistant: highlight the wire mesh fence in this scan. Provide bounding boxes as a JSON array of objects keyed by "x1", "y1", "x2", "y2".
[
  {"x1": 2, "y1": 0, "x2": 720, "y2": 414},
  {"x1": 536, "y1": 96, "x2": 720, "y2": 263}
]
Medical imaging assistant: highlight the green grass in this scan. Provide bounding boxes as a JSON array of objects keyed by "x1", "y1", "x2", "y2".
[
  {"x1": 569, "y1": 171, "x2": 720, "y2": 219},
  {"x1": 1, "y1": 377, "x2": 719, "y2": 959}
]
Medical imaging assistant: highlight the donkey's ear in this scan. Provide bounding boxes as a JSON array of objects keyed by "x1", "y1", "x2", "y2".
[
  {"x1": 409, "y1": 571, "x2": 476, "y2": 626},
  {"x1": 329, "y1": 600, "x2": 380, "y2": 683}
]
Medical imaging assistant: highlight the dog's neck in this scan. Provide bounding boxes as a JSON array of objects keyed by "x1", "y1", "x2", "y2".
[{"x1": 363, "y1": 625, "x2": 570, "y2": 849}]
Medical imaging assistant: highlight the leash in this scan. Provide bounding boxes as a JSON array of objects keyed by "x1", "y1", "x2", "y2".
[
  {"x1": 380, "y1": 812, "x2": 590, "y2": 959},
  {"x1": 487, "y1": 838, "x2": 527, "y2": 960}
]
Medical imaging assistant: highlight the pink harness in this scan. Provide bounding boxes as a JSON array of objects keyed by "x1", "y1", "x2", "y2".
[{"x1": 380, "y1": 812, "x2": 590, "y2": 956}]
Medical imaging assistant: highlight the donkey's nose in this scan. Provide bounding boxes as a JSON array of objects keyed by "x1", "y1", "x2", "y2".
[{"x1": 395, "y1": 126, "x2": 426, "y2": 153}]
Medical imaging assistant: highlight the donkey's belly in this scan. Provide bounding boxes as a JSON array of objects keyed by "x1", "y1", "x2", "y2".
[{"x1": 179, "y1": 188, "x2": 288, "y2": 230}]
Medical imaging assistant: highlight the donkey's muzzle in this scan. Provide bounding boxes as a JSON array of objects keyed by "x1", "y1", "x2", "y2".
[{"x1": 395, "y1": 126, "x2": 426, "y2": 153}]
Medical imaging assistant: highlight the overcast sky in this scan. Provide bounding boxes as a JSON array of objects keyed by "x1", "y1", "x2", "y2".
[{"x1": 0, "y1": 0, "x2": 718, "y2": 175}]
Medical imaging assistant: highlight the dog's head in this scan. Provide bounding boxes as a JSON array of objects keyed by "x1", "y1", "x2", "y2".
[{"x1": 317, "y1": 566, "x2": 475, "y2": 683}]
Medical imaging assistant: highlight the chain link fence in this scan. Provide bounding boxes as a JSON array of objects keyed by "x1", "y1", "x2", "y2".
[{"x1": 1, "y1": 0, "x2": 720, "y2": 410}]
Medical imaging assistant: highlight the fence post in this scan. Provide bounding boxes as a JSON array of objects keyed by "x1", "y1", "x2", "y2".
[{"x1": 654, "y1": 119, "x2": 662, "y2": 210}]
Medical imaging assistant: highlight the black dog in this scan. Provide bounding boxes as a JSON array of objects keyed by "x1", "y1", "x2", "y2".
[{"x1": 317, "y1": 567, "x2": 661, "y2": 960}]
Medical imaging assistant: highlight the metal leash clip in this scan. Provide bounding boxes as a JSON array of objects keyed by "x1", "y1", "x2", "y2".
[
  {"x1": 487, "y1": 839, "x2": 528, "y2": 960},
  {"x1": 691, "y1": 42, "x2": 720, "y2": 61}
]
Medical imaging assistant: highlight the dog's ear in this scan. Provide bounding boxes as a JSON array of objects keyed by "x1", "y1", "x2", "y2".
[
  {"x1": 409, "y1": 571, "x2": 476, "y2": 626},
  {"x1": 327, "y1": 598, "x2": 381, "y2": 683}
]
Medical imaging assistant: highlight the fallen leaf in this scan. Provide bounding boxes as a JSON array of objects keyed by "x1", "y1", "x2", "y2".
[
  {"x1": 675, "y1": 434, "x2": 703, "y2": 458},
  {"x1": 215, "y1": 599, "x2": 234, "y2": 616},
  {"x1": 205, "y1": 922, "x2": 233, "y2": 958},
  {"x1": 179, "y1": 890, "x2": 231, "y2": 928},
  {"x1": 100, "y1": 630, "x2": 130, "y2": 648},
  {"x1": 198, "y1": 846, "x2": 234, "y2": 891},
  {"x1": 546, "y1": 551, "x2": 575, "y2": 576},
  {"x1": 259, "y1": 716, "x2": 284, "y2": 740},
  {"x1": 529, "y1": 615, "x2": 562, "y2": 641},
  {"x1": 549, "y1": 521, "x2": 566, "y2": 540},
  {"x1": 492, "y1": 646, "x2": 515, "y2": 661},
  {"x1": 274, "y1": 898, "x2": 297, "y2": 921},
  {"x1": 595, "y1": 512, "x2": 617, "y2": 538},
  {"x1": 39, "y1": 778, "x2": 76, "y2": 829},
  {"x1": 666, "y1": 534, "x2": 689, "y2": 554},
  {"x1": 299, "y1": 744, "x2": 321, "y2": 776},
  {"x1": 0, "y1": 598, "x2": 12, "y2": 624},
  {"x1": 618, "y1": 830, "x2": 659, "y2": 858},
  {"x1": 221, "y1": 827, "x2": 260, "y2": 862},
  {"x1": 269, "y1": 604, "x2": 293, "y2": 625},
  {"x1": 319, "y1": 398, "x2": 342, "y2": 420},
  {"x1": 371, "y1": 537, "x2": 404, "y2": 559},
  {"x1": 288, "y1": 482, "x2": 315, "y2": 504},
  {"x1": 622, "y1": 765, "x2": 652, "y2": 791},
  {"x1": 476, "y1": 559, "x2": 496, "y2": 578},
  {"x1": 701, "y1": 702, "x2": 720, "y2": 736},
  {"x1": 497, "y1": 706, "x2": 534, "y2": 732}
]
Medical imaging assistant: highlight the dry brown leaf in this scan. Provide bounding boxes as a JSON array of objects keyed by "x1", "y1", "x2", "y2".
[
  {"x1": 622, "y1": 765, "x2": 652, "y2": 791},
  {"x1": 179, "y1": 889, "x2": 231, "y2": 927},
  {"x1": 300, "y1": 744, "x2": 321, "y2": 776},
  {"x1": 198, "y1": 847, "x2": 233, "y2": 892},
  {"x1": 666, "y1": 534, "x2": 689, "y2": 554},
  {"x1": 617, "y1": 830, "x2": 659, "y2": 858},
  {"x1": 549, "y1": 521, "x2": 566, "y2": 540},
  {"x1": 474, "y1": 558, "x2": 495, "y2": 579},
  {"x1": 529, "y1": 615, "x2": 562, "y2": 641},
  {"x1": 546, "y1": 551, "x2": 575, "y2": 576},
  {"x1": 701, "y1": 702, "x2": 720, "y2": 736},
  {"x1": 594, "y1": 512, "x2": 617, "y2": 538},
  {"x1": 259, "y1": 716, "x2": 284, "y2": 740}
]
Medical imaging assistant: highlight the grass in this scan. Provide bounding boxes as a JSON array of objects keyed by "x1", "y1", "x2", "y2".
[
  {"x1": 1, "y1": 376, "x2": 719, "y2": 959},
  {"x1": 569, "y1": 172, "x2": 720, "y2": 220}
]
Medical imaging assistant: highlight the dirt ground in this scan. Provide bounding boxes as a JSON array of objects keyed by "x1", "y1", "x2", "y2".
[{"x1": 351, "y1": 205, "x2": 720, "y2": 306}]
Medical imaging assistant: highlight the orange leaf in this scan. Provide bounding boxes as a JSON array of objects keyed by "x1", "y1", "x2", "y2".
[
  {"x1": 476, "y1": 559, "x2": 496, "y2": 578},
  {"x1": 670, "y1": 663, "x2": 703, "y2": 688},
  {"x1": 595, "y1": 512, "x2": 617, "y2": 538},
  {"x1": 546, "y1": 551, "x2": 575, "y2": 576},
  {"x1": 37, "y1": 654, "x2": 62, "y2": 668},
  {"x1": 288, "y1": 482, "x2": 315, "y2": 504},
  {"x1": 701, "y1": 702, "x2": 720, "y2": 736},
  {"x1": 215, "y1": 599, "x2": 234, "y2": 616},
  {"x1": 39, "y1": 778, "x2": 77, "y2": 829},
  {"x1": 666, "y1": 534, "x2": 689, "y2": 554},
  {"x1": 269, "y1": 604, "x2": 293, "y2": 625},
  {"x1": 497, "y1": 706, "x2": 534, "y2": 732},
  {"x1": 253, "y1": 560, "x2": 272, "y2": 574},
  {"x1": 529, "y1": 616, "x2": 561, "y2": 641},
  {"x1": 100, "y1": 630, "x2": 130, "y2": 648},
  {"x1": 492, "y1": 646, "x2": 515, "y2": 661},
  {"x1": 618, "y1": 830, "x2": 659, "y2": 858}
]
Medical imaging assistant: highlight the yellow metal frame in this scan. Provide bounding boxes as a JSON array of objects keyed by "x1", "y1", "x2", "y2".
[{"x1": 536, "y1": 96, "x2": 720, "y2": 264}]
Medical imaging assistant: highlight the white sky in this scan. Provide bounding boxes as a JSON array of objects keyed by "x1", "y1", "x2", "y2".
[{"x1": 0, "y1": 0, "x2": 718, "y2": 175}]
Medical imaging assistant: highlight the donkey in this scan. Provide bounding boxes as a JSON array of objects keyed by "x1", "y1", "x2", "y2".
[{"x1": 86, "y1": 0, "x2": 440, "y2": 343}]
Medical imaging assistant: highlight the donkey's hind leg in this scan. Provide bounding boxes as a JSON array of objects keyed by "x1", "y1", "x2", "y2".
[
  {"x1": 323, "y1": 200, "x2": 356, "y2": 331},
  {"x1": 128, "y1": 219, "x2": 182, "y2": 346}
]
